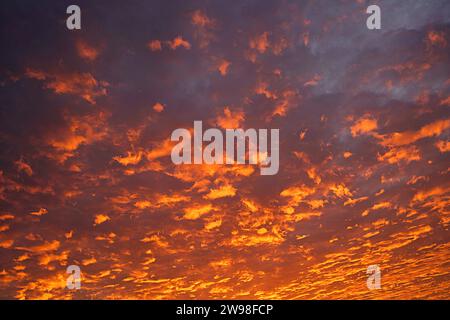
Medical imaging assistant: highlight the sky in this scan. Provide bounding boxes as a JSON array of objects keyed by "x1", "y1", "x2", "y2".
[{"x1": 0, "y1": 0, "x2": 449, "y2": 299}]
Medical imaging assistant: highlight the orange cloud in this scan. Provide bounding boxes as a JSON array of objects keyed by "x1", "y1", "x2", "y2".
[
  {"x1": 344, "y1": 196, "x2": 368, "y2": 206},
  {"x1": 435, "y1": 140, "x2": 450, "y2": 152},
  {"x1": 377, "y1": 145, "x2": 421, "y2": 164},
  {"x1": 3, "y1": 3, "x2": 449, "y2": 300},
  {"x1": 156, "y1": 194, "x2": 190, "y2": 207},
  {"x1": 15, "y1": 159, "x2": 33, "y2": 176},
  {"x1": 25, "y1": 68, "x2": 108, "y2": 104},
  {"x1": 293, "y1": 211, "x2": 322, "y2": 221},
  {"x1": 378, "y1": 119, "x2": 450, "y2": 147},
  {"x1": 427, "y1": 31, "x2": 447, "y2": 47},
  {"x1": 272, "y1": 37, "x2": 288, "y2": 55},
  {"x1": 147, "y1": 40, "x2": 162, "y2": 51},
  {"x1": 204, "y1": 184, "x2": 237, "y2": 200},
  {"x1": 94, "y1": 214, "x2": 110, "y2": 226},
  {"x1": 226, "y1": 233, "x2": 284, "y2": 247},
  {"x1": 250, "y1": 32, "x2": 269, "y2": 53},
  {"x1": 350, "y1": 116, "x2": 378, "y2": 137},
  {"x1": 134, "y1": 200, "x2": 152, "y2": 209},
  {"x1": 38, "y1": 250, "x2": 69, "y2": 266},
  {"x1": 146, "y1": 139, "x2": 174, "y2": 161},
  {"x1": 280, "y1": 185, "x2": 316, "y2": 209},
  {"x1": 114, "y1": 151, "x2": 143, "y2": 166},
  {"x1": 270, "y1": 89, "x2": 297, "y2": 118},
  {"x1": 242, "y1": 199, "x2": 258, "y2": 213},
  {"x1": 303, "y1": 32, "x2": 310, "y2": 46},
  {"x1": 329, "y1": 184, "x2": 353, "y2": 198},
  {"x1": 215, "y1": 107, "x2": 245, "y2": 129},
  {"x1": 17, "y1": 240, "x2": 60, "y2": 253},
  {"x1": 191, "y1": 10, "x2": 214, "y2": 27},
  {"x1": 0, "y1": 214, "x2": 15, "y2": 221},
  {"x1": 376, "y1": 61, "x2": 431, "y2": 84},
  {"x1": 25, "y1": 68, "x2": 46, "y2": 80},
  {"x1": 0, "y1": 239, "x2": 14, "y2": 248},
  {"x1": 361, "y1": 201, "x2": 393, "y2": 216},
  {"x1": 439, "y1": 96, "x2": 450, "y2": 106},
  {"x1": 217, "y1": 59, "x2": 231, "y2": 76},
  {"x1": 30, "y1": 208, "x2": 48, "y2": 216},
  {"x1": 412, "y1": 186, "x2": 450, "y2": 203},
  {"x1": 76, "y1": 40, "x2": 100, "y2": 61},
  {"x1": 46, "y1": 73, "x2": 108, "y2": 104},
  {"x1": 204, "y1": 218, "x2": 222, "y2": 231},
  {"x1": 183, "y1": 204, "x2": 215, "y2": 220},
  {"x1": 255, "y1": 82, "x2": 277, "y2": 100},
  {"x1": 82, "y1": 257, "x2": 97, "y2": 266},
  {"x1": 191, "y1": 10, "x2": 216, "y2": 48},
  {"x1": 167, "y1": 36, "x2": 191, "y2": 50},
  {"x1": 47, "y1": 111, "x2": 109, "y2": 158},
  {"x1": 304, "y1": 74, "x2": 321, "y2": 87},
  {"x1": 153, "y1": 102, "x2": 165, "y2": 112}
]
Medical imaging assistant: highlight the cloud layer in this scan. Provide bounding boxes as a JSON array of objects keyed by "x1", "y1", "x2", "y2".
[{"x1": 0, "y1": 0, "x2": 449, "y2": 299}]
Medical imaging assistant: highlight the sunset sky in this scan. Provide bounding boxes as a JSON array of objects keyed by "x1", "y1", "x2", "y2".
[{"x1": 0, "y1": 0, "x2": 449, "y2": 299}]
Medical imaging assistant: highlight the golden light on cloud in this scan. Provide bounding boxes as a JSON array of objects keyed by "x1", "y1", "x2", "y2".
[
  {"x1": 215, "y1": 107, "x2": 245, "y2": 129},
  {"x1": 167, "y1": 36, "x2": 191, "y2": 50},
  {"x1": 30, "y1": 208, "x2": 48, "y2": 216},
  {"x1": 218, "y1": 59, "x2": 231, "y2": 76},
  {"x1": 203, "y1": 184, "x2": 237, "y2": 200},
  {"x1": 153, "y1": 102, "x2": 165, "y2": 112},
  {"x1": 1, "y1": 1, "x2": 449, "y2": 302},
  {"x1": 76, "y1": 40, "x2": 100, "y2": 61},
  {"x1": 94, "y1": 214, "x2": 110, "y2": 226},
  {"x1": 147, "y1": 40, "x2": 162, "y2": 51},
  {"x1": 350, "y1": 116, "x2": 378, "y2": 137},
  {"x1": 183, "y1": 204, "x2": 215, "y2": 220}
]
